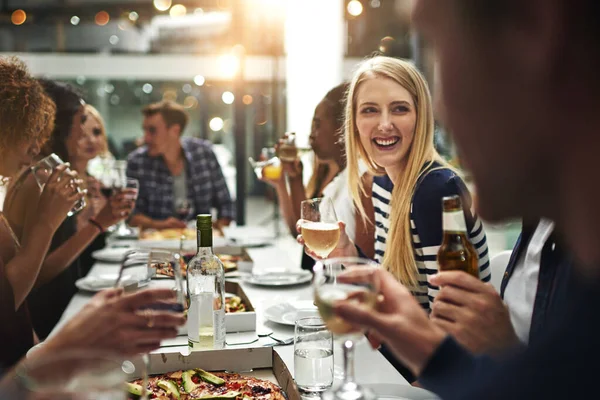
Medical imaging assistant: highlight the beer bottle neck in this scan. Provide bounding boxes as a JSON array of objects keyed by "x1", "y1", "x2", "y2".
[{"x1": 442, "y1": 209, "x2": 468, "y2": 233}]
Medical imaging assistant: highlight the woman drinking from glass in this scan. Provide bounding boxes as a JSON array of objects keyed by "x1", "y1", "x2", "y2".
[{"x1": 3, "y1": 79, "x2": 135, "y2": 339}]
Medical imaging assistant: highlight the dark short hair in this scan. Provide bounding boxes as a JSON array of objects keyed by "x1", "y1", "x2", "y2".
[
  {"x1": 0, "y1": 57, "x2": 55, "y2": 154},
  {"x1": 142, "y1": 101, "x2": 189, "y2": 134},
  {"x1": 39, "y1": 79, "x2": 84, "y2": 163}
]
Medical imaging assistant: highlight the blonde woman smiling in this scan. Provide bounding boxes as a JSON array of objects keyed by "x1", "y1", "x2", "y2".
[{"x1": 301, "y1": 56, "x2": 490, "y2": 311}]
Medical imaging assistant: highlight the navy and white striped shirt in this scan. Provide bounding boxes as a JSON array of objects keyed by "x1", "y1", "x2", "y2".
[{"x1": 372, "y1": 163, "x2": 491, "y2": 311}]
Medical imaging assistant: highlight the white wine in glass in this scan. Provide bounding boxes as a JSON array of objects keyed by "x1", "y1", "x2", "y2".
[
  {"x1": 313, "y1": 257, "x2": 380, "y2": 400},
  {"x1": 315, "y1": 283, "x2": 378, "y2": 336},
  {"x1": 301, "y1": 198, "x2": 340, "y2": 258}
]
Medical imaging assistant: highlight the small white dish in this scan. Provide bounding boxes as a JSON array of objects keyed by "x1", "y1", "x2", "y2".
[
  {"x1": 75, "y1": 274, "x2": 136, "y2": 292},
  {"x1": 263, "y1": 300, "x2": 320, "y2": 326},
  {"x1": 242, "y1": 271, "x2": 312, "y2": 287}
]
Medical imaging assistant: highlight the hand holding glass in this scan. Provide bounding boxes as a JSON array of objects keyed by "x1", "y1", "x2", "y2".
[
  {"x1": 31, "y1": 153, "x2": 86, "y2": 216},
  {"x1": 301, "y1": 198, "x2": 340, "y2": 258},
  {"x1": 313, "y1": 257, "x2": 380, "y2": 400}
]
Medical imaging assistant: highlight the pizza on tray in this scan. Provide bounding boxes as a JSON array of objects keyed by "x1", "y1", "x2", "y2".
[{"x1": 127, "y1": 368, "x2": 286, "y2": 400}]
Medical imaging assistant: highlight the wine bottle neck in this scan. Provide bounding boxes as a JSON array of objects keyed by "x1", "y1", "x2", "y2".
[
  {"x1": 197, "y1": 228, "x2": 213, "y2": 250},
  {"x1": 442, "y1": 209, "x2": 467, "y2": 233}
]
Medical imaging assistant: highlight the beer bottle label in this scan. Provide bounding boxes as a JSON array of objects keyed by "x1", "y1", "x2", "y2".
[{"x1": 443, "y1": 210, "x2": 467, "y2": 232}]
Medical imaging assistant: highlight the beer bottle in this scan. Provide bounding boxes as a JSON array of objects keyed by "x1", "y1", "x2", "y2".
[{"x1": 437, "y1": 195, "x2": 479, "y2": 278}]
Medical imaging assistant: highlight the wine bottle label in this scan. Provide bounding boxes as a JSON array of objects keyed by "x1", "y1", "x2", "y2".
[
  {"x1": 443, "y1": 210, "x2": 467, "y2": 232},
  {"x1": 187, "y1": 295, "x2": 200, "y2": 347}
]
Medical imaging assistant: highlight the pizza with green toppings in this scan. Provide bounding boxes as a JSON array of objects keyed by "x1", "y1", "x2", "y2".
[{"x1": 127, "y1": 368, "x2": 286, "y2": 400}]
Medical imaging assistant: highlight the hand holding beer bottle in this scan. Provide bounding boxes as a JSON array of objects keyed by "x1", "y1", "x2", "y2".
[{"x1": 437, "y1": 195, "x2": 478, "y2": 277}]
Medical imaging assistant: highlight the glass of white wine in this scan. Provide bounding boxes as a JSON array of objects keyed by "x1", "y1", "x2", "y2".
[
  {"x1": 300, "y1": 198, "x2": 340, "y2": 259},
  {"x1": 313, "y1": 257, "x2": 380, "y2": 400}
]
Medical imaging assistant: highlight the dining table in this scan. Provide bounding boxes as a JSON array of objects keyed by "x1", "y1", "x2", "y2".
[{"x1": 52, "y1": 228, "x2": 438, "y2": 398}]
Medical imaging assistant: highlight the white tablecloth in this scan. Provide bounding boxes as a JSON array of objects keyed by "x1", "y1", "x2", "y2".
[{"x1": 54, "y1": 234, "x2": 408, "y2": 387}]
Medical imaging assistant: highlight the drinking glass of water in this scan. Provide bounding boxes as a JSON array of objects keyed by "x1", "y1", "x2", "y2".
[
  {"x1": 294, "y1": 316, "x2": 334, "y2": 396},
  {"x1": 31, "y1": 153, "x2": 87, "y2": 217},
  {"x1": 300, "y1": 198, "x2": 340, "y2": 258}
]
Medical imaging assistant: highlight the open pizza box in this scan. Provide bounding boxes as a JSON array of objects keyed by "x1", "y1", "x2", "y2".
[
  {"x1": 140, "y1": 347, "x2": 301, "y2": 400},
  {"x1": 178, "y1": 281, "x2": 256, "y2": 335}
]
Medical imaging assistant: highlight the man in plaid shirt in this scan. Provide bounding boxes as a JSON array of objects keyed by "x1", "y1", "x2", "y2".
[{"x1": 127, "y1": 101, "x2": 234, "y2": 230}]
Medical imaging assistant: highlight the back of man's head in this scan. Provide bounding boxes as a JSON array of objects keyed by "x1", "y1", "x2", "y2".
[{"x1": 142, "y1": 101, "x2": 189, "y2": 135}]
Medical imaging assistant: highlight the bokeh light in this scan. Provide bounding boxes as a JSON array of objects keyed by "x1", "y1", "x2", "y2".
[
  {"x1": 70, "y1": 16, "x2": 80, "y2": 26},
  {"x1": 153, "y1": 0, "x2": 172, "y2": 12},
  {"x1": 347, "y1": 0, "x2": 363, "y2": 17},
  {"x1": 11, "y1": 10, "x2": 26, "y2": 25},
  {"x1": 129, "y1": 11, "x2": 139, "y2": 22},
  {"x1": 222, "y1": 91, "x2": 235, "y2": 105},
  {"x1": 142, "y1": 83, "x2": 153, "y2": 94},
  {"x1": 170, "y1": 4, "x2": 187, "y2": 18},
  {"x1": 95, "y1": 11, "x2": 110, "y2": 26},
  {"x1": 184, "y1": 96, "x2": 199, "y2": 109},
  {"x1": 193, "y1": 75, "x2": 205, "y2": 86},
  {"x1": 163, "y1": 90, "x2": 177, "y2": 102},
  {"x1": 210, "y1": 117, "x2": 224, "y2": 132},
  {"x1": 242, "y1": 95, "x2": 253, "y2": 105}
]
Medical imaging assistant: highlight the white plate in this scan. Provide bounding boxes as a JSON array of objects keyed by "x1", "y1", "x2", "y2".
[
  {"x1": 91, "y1": 247, "x2": 135, "y2": 263},
  {"x1": 223, "y1": 226, "x2": 273, "y2": 247},
  {"x1": 263, "y1": 300, "x2": 320, "y2": 326},
  {"x1": 363, "y1": 384, "x2": 439, "y2": 400},
  {"x1": 242, "y1": 271, "x2": 313, "y2": 287},
  {"x1": 75, "y1": 274, "x2": 136, "y2": 292}
]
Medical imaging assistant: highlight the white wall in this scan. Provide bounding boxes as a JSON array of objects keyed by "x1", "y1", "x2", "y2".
[{"x1": 284, "y1": 0, "x2": 345, "y2": 147}]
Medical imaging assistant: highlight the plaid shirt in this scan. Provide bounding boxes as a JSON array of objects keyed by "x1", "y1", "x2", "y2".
[{"x1": 127, "y1": 137, "x2": 235, "y2": 221}]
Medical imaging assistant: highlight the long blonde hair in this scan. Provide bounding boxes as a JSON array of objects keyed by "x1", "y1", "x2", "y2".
[
  {"x1": 345, "y1": 56, "x2": 450, "y2": 288},
  {"x1": 84, "y1": 104, "x2": 111, "y2": 157}
]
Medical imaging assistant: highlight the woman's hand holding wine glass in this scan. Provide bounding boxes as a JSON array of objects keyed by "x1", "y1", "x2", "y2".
[
  {"x1": 296, "y1": 198, "x2": 358, "y2": 260},
  {"x1": 93, "y1": 188, "x2": 137, "y2": 231},
  {"x1": 37, "y1": 165, "x2": 86, "y2": 231}
]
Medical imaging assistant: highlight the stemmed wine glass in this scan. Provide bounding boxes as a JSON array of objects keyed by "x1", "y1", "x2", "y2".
[
  {"x1": 114, "y1": 249, "x2": 185, "y2": 400},
  {"x1": 300, "y1": 198, "x2": 340, "y2": 259},
  {"x1": 313, "y1": 257, "x2": 380, "y2": 400},
  {"x1": 96, "y1": 158, "x2": 116, "y2": 199},
  {"x1": 112, "y1": 174, "x2": 139, "y2": 239}
]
